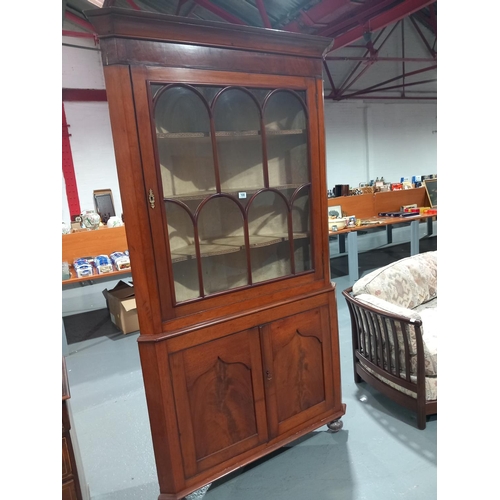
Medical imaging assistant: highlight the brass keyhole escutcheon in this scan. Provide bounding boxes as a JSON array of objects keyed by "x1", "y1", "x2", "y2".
[{"x1": 148, "y1": 189, "x2": 155, "y2": 209}]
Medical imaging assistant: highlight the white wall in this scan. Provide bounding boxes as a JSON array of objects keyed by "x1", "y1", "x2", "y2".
[
  {"x1": 62, "y1": 34, "x2": 121, "y2": 226},
  {"x1": 324, "y1": 100, "x2": 437, "y2": 188},
  {"x1": 62, "y1": 101, "x2": 122, "y2": 224},
  {"x1": 63, "y1": 35, "x2": 125, "y2": 315}
]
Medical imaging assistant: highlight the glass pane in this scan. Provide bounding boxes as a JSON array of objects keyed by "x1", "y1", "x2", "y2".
[
  {"x1": 291, "y1": 186, "x2": 312, "y2": 273},
  {"x1": 151, "y1": 83, "x2": 313, "y2": 305},
  {"x1": 214, "y1": 88, "x2": 264, "y2": 191},
  {"x1": 247, "y1": 190, "x2": 291, "y2": 283},
  {"x1": 154, "y1": 86, "x2": 216, "y2": 198},
  {"x1": 165, "y1": 200, "x2": 200, "y2": 302},
  {"x1": 264, "y1": 91, "x2": 309, "y2": 188},
  {"x1": 197, "y1": 197, "x2": 249, "y2": 294}
]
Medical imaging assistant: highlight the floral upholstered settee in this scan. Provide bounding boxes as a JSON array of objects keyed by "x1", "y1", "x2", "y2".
[{"x1": 342, "y1": 251, "x2": 437, "y2": 429}]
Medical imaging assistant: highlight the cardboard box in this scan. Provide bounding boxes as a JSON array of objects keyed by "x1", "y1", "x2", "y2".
[{"x1": 102, "y1": 280, "x2": 139, "y2": 334}]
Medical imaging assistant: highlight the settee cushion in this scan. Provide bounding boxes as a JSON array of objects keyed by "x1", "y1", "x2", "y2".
[{"x1": 352, "y1": 251, "x2": 437, "y2": 309}]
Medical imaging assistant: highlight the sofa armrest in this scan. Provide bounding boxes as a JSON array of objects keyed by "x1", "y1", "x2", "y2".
[
  {"x1": 342, "y1": 287, "x2": 436, "y2": 381},
  {"x1": 353, "y1": 293, "x2": 421, "y2": 322}
]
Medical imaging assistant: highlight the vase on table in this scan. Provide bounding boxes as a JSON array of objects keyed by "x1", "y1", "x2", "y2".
[{"x1": 78, "y1": 210, "x2": 101, "y2": 230}]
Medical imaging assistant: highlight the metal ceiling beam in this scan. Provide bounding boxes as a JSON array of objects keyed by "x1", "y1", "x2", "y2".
[
  {"x1": 62, "y1": 30, "x2": 96, "y2": 39},
  {"x1": 333, "y1": 23, "x2": 398, "y2": 98},
  {"x1": 192, "y1": 0, "x2": 247, "y2": 25},
  {"x1": 333, "y1": 96, "x2": 436, "y2": 100},
  {"x1": 125, "y1": 0, "x2": 141, "y2": 10},
  {"x1": 409, "y1": 14, "x2": 436, "y2": 57},
  {"x1": 335, "y1": 28, "x2": 386, "y2": 96},
  {"x1": 429, "y1": 3, "x2": 436, "y2": 34},
  {"x1": 255, "y1": 0, "x2": 272, "y2": 28},
  {"x1": 64, "y1": 10, "x2": 95, "y2": 32},
  {"x1": 282, "y1": 0, "x2": 351, "y2": 33},
  {"x1": 320, "y1": 0, "x2": 401, "y2": 38},
  {"x1": 326, "y1": 56, "x2": 436, "y2": 62},
  {"x1": 340, "y1": 78, "x2": 436, "y2": 99},
  {"x1": 325, "y1": 0, "x2": 436, "y2": 51},
  {"x1": 336, "y1": 64, "x2": 436, "y2": 99},
  {"x1": 323, "y1": 60, "x2": 337, "y2": 95}
]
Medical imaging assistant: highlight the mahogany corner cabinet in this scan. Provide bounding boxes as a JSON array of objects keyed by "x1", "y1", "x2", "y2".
[{"x1": 86, "y1": 7, "x2": 345, "y2": 499}]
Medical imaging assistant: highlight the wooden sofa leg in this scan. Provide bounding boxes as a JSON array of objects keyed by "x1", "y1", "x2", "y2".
[
  {"x1": 353, "y1": 364, "x2": 362, "y2": 384},
  {"x1": 417, "y1": 411, "x2": 427, "y2": 430}
]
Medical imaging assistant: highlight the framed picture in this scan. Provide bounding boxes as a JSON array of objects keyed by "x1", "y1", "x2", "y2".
[
  {"x1": 328, "y1": 205, "x2": 342, "y2": 219},
  {"x1": 93, "y1": 189, "x2": 116, "y2": 223},
  {"x1": 423, "y1": 179, "x2": 437, "y2": 208}
]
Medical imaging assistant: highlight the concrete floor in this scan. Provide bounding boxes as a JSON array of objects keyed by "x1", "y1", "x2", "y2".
[{"x1": 64, "y1": 243, "x2": 437, "y2": 500}]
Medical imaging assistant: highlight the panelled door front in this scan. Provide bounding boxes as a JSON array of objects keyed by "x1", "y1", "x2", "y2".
[
  {"x1": 169, "y1": 327, "x2": 268, "y2": 478},
  {"x1": 260, "y1": 305, "x2": 335, "y2": 438}
]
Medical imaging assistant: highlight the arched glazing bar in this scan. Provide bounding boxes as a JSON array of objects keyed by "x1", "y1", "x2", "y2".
[
  {"x1": 212, "y1": 87, "x2": 267, "y2": 192},
  {"x1": 196, "y1": 193, "x2": 250, "y2": 296},
  {"x1": 153, "y1": 84, "x2": 217, "y2": 198}
]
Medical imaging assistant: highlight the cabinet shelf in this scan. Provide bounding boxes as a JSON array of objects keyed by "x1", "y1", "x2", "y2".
[
  {"x1": 157, "y1": 129, "x2": 305, "y2": 140},
  {"x1": 170, "y1": 232, "x2": 309, "y2": 260},
  {"x1": 165, "y1": 184, "x2": 307, "y2": 201}
]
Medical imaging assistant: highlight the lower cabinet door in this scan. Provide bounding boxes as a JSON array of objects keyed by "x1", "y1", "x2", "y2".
[
  {"x1": 169, "y1": 327, "x2": 268, "y2": 478},
  {"x1": 62, "y1": 480, "x2": 79, "y2": 500},
  {"x1": 260, "y1": 305, "x2": 335, "y2": 437}
]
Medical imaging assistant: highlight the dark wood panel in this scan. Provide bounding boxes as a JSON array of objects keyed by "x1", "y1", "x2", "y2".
[
  {"x1": 62, "y1": 480, "x2": 79, "y2": 500},
  {"x1": 62, "y1": 358, "x2": 83, "y2": 500},
  {"x1": 62, "y1": 436, "x2": 73, "y2": 480},
  {"x1": 103, "y1": 39, "x2": 323, "y2": 77},
  {"x1": 87, "y1": 7, "x2": 332, "y2": 58},
  {"x1": 261, "y1": 306, "x2": 333, "y2": 437},
  {"x1": 169, "y1": 328, "x2": 267, "y2": 477}
]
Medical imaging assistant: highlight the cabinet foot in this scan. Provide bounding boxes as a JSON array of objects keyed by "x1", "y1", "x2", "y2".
[{"x1": 326, "y1": 418, "x2": 343, "y2": 433}]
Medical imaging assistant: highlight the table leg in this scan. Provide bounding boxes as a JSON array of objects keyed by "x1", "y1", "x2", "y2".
[
  {"x1": 339, "y1": 233, "x2": 346, "y2": 254},
  {"x1": 386, "y1": 225, "x2": 393, "y2": 245},
  {"x1": 347, "y1": 231, "x2": 359, "y2": 284},
  {"x1": 427, "y1": 217, "x2": 433, "y2": 236},
  {"x1": 410, "y1": 220, "x2": 419, "y2": 255},
  {"x1": 62, "y1": 318, "x2": 69, "y2": 357}
]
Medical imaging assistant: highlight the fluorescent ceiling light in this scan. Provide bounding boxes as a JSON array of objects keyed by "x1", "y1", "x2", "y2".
[{"x1": 87, "y1": 0, "x2": 105, "y2": 7}]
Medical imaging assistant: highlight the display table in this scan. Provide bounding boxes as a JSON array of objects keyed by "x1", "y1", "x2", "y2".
[
  {"x1": 62, "y1": 225, "x2": 131, "y2": 285},
  {"x1": 328, "y1": 188, "x2": 437, "y2": 283},
  {"x1": 334, "y1": 213, "x2": 436, "y2": 283}
]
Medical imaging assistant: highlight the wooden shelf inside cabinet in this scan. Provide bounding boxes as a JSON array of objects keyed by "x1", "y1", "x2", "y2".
[
  {"x1": 156, "y1": 129, "x2": 306, "y2": 141},
  {"x1": 165, "y1": 184, "x2": 307, "y2": 201},
  {"x1": 170, "y1": 233, "x2": 308, "y2": 261}
]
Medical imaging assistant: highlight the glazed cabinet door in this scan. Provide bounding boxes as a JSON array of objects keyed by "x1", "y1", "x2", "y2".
[
  {"x1": 169, "y1": 327, "x2": 268, "y2": 478},
  {"x1": 131, "y1": 67, "x2": 324, "y2": 320},
  {"x1": 260, "y1": 305, "x2": 335, "y2": 438}
]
